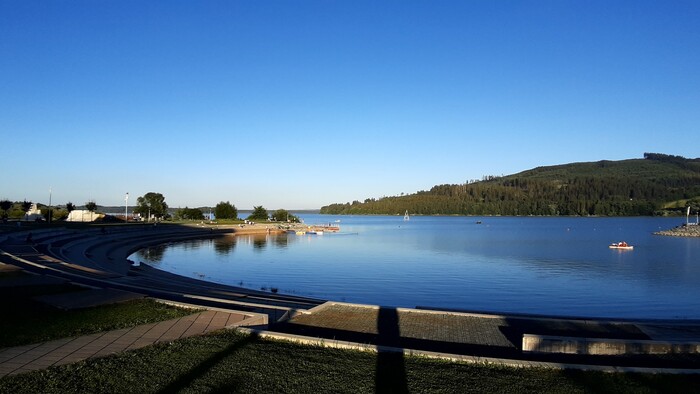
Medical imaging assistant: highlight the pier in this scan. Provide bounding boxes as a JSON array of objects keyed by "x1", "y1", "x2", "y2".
[{"x1": 655, "y1": 223, "x2": 700, "y2": 237}]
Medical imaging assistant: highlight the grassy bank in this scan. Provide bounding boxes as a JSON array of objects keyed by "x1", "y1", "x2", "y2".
[
  {"x1": 0, "y1": 275, "x2": 196, "y2": 347},
  {"x1": 2, "y1": 330, "x2": 698, "y2": 393}
]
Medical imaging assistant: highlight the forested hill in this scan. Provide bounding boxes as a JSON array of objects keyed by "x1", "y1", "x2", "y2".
[{"x1": 320, "y1": 153, "x2": 700, "y2": 216}]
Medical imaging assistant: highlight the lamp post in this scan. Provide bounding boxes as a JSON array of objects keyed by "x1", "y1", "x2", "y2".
[
  {"x1": 125, "y1": 193, "x2": 129, "y2": 223},
  {"x1": 48, "y1": 187, "x2": 52, "y2": 224}
]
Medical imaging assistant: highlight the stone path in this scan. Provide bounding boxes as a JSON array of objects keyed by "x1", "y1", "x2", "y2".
[{"x1": 0, "y1": 309, "x2": 265, "y2": 377}]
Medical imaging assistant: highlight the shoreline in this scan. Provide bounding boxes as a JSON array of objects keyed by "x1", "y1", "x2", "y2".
[{"x1": 190, "y1": 222, "x2": 339, "y2": 235}]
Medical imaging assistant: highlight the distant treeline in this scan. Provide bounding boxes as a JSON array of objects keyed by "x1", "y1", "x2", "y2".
[{"x1": 321, "y1": 154, "x2": 700, "y2": 216}]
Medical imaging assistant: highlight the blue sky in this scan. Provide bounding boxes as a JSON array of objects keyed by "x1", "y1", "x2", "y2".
[{"x1": 1, "y1": 1, "x2": 698, "y2": 209}]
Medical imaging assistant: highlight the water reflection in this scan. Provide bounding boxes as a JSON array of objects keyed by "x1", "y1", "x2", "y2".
[
  {"x1": 128, "y1": 216, "x2": 700, "y2": 319},
  {"x1": 252, "y1": 235, "x2": 267, "y2": 250},
  {"x1": 135, "y1": 239, "x2": 212, "y2": 263},
  {"x1": 274, "y1": 234, "x2": 290, "y2": 248},
  {"x1": 218, "y1": 233, "x2": 300, "y2": 253},
  {"x1": 181, "y1": 239, "x2": 205, "y2": 251},
  {"x1": 214, "y1": 236, "x2": 237, "y2": 255},
  {"x1": 135, "y1": 244, "x2": 166, "y2": 262}
]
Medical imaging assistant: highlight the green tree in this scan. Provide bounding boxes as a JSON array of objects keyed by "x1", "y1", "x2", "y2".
[
  {"x1": 214, "y1": 201, "x2": 238, "y2": 220},
  {"x1": 66, "y1": 202, "x2": 75, "y2": 214},
  {"x1": 176, "y1": 207, "x2": 204, "y2": 220},
  {"x1": 85, "y1": 201, "x2": 97, "y2": 221},
  {"x1": 0, "y1": 199, "x2": 12, "y2": 219},
  {"x1": 271, "y1": 209, "x2": 299, "y2": 223},
  {"x1": 247, "y1": 206, "x2": 269, "y2": 221},
  {"x1": 21, "y1": 200, "x2": 32, "y2": 221},
  {"x1": 42, "y1": 207, "x2": 66, "y2": 221},
  {"x1": 134, "y1": 192, "x2": 168, "y2": 221}
]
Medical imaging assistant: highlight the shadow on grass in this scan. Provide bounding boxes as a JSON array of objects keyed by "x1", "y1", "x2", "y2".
[
  {"x1": 376, "y1": 307, "x2": 408, "y2": 393},
  {"x1": 156, "y1": 333, "x2": 258, "y2": 394},
  {"x1": 560, "y1": 368, "x2": 700, "y2": 393}
]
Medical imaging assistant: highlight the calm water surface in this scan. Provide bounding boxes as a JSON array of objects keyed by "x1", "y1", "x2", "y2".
[{"x1": 131, "y1": 215, "x2": 700, "y2": 319}]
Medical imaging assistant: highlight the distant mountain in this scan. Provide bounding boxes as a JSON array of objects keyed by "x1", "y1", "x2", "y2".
[{"x1": 320, "y1": 153, "x2": 700, "y2": 216}]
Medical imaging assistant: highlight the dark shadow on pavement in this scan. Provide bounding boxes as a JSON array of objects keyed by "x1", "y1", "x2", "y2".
[
  {"x1": 271, "y1": 323, "x2": 518, "y2": 359},
  {"x1": 376, "y1": 307, "x2": 408, "y2": 394},
  {"x1": 498, "y1": 316, "x2": 650, "y2": 347},
  {"x1": 272, "y1": 316, "x2": 700, "y2": 369}
]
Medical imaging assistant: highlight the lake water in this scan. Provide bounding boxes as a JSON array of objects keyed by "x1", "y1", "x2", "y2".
[{"x1": 131, "y1": 215, "x2": 700, "y2": 320}]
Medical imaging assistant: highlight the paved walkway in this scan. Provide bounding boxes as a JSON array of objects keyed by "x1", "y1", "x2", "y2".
[
  {"x1": 0, "y1": 309, "x2": 264, "y2": 377},
  {"x1": 272, "y1": 302, "x2": 700, "y2": 371}
]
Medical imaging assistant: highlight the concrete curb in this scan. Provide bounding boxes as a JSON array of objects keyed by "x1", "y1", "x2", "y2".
[{"x1": 235, "y1": 327, "x2": 700, "y2": 375}]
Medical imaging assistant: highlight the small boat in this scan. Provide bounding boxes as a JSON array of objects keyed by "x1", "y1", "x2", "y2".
[
  {"x1": 404, "y1": 210, "x2": 410, "y2": 221},
  {"x1": 609, "y1": 241, "x2": 633, "y2": 250}
]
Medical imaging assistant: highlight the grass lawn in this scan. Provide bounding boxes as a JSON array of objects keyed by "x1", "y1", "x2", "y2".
[
  {"x1": 0, "y1": 276, "x2": 197, "y2": 348},
  {"x1": 1, "y1": 330, "x2": 699, "y2": 393}
]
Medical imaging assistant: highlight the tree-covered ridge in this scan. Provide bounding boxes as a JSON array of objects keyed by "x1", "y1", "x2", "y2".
[{"x1": 320, "y1": 154, "x2": 700, "y2": 216}]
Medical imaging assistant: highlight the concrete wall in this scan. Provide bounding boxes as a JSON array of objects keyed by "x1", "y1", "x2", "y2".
[{"x1": 523, "y1": 334, "x2": 700, "y2": 355}]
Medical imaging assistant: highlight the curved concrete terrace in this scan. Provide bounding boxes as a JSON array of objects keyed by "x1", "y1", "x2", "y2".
[
  {"x1": 2, "y1": 224, "x2": 700, "y2": 373},
  {"x1": 0, "y1": 224, "x2": 323, "y2": 322}
]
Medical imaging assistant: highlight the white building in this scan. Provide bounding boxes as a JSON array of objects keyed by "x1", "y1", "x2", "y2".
[
  {"x1": 66, "y1": 210, "x2": 103, "y2": 222},
  {"x1": 22, "y1": 203, "x2": 44, "y2": 221}
]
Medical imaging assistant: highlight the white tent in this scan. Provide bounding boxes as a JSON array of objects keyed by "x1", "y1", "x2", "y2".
[{"x1": 66, "y1": 210, "x2": 103, "y2": 222}]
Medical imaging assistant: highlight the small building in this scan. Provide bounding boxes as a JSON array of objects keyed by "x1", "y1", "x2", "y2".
[
  {"x1": 66, "y1": 210, "x2": 103, "y2": 222},
  {"x1": 22, "y1": 203, "x2": 44, "y2": 221}
]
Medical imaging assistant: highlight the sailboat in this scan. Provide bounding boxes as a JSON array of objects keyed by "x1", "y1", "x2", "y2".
[{"x1": 404, "y1": 210, "x2": 410, "y2": 221}]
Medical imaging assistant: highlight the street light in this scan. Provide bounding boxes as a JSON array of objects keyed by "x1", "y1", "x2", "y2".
[
  {"x1": 48, "y1": 187, "x2": 52, "y2": 224},
  {"x1": 125, "y1": 192, "x2": 129, "y2": 223}
]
